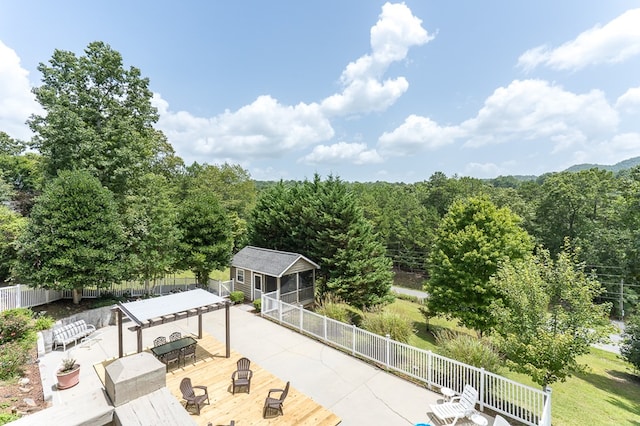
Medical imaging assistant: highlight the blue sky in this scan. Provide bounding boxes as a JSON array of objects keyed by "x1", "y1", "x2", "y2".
[{"x1": 1, "y1": 1, "x2": 640, "y2": 182}]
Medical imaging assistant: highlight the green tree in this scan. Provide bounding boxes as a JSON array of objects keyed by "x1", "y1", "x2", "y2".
[
  {"x1": 183, "y1": 162, "x2": 256, "y2": 251},
  {"x1": 15, "y1": 170, "x2": 126, "y2": 303},
  {"x1": 620, "y1": 310, "x2": 640, "y2": 374},
  {"x1": 175, "y1": 188, "x2": 233, "y2": 286},
  {"x1": 249, "y1": 175, "x2": 394, "y2": 308},
  {"x1": 28, "y1": 41, "x2": 160, "y2": 199},
  {"x1": 0, "y1": 205, "x2": 26, "y2": 283},
  {"x1": 491, "y1": 246, "x2": 612, "y2": 387},
  {"x1": 426, "y1": 196, "x2": 533, "y2": 335},
  {"x1": 122, "y1": 173, "x2": 180, "y2": 290}
]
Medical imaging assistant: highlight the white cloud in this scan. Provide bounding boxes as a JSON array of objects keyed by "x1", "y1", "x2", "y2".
[
  {"x1": 461, "y1": 80, "x2": 618, "y2": 149},
  {"x1": 518, "y1": 8, "x2": 640, "y2": 71},
  {"x1": 464, "y1": 162, "x2": 502, "y2": 178},
  {"x1": 0, "y1": 40, "x2": 42, "y2": 140},
  {"x1": 154, "y1": 93, "x2": 334, "y2": 164},
  {"x1": 616, "y1": 86, "x2": 640, "y2": 114},
  {"x1": 565, "y1": 133, "x2": 640, "y2": 167},
  {"x1": 300, "y1": 142, "x2": 382, "y2": 165},
  {"x1": 321, "y1": 2, "x2": 433, "y2": 116},
  {"x1": 377, "y1": 115, "x2": 462, "y2": 156}
]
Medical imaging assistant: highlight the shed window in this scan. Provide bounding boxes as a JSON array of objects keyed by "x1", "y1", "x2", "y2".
[
  {"x1": 300, "y1": 270, "x2": 314, "y2": 289},
  {"x1": 236, "y1": 269, "x2": 244, "y2": 283},
  {"x1": 281, "y1": 273, "x2": 297, "y2": 294}
]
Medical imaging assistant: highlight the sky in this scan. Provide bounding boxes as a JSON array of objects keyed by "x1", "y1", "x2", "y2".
[{"x1": 1, "y1": 1, "x2": 640, "y2": 183}]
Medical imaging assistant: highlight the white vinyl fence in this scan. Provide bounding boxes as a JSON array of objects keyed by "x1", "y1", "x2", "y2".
[
  {"x1": 0, "y1": 278, "x2": 234, "y2": 312},
  {"x1": 261, "y1": 292, "x2": 551, "y2": 426}
]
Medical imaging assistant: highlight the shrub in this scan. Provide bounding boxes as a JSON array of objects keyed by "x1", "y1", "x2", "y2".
[
  {"x1": 0, "y1": 308, "x2": 33, "y2": 344},
  {"x1": 396, "y1": 293, "x2": 419, "y2": 303},
  {"x1": 33, "y1": 313, "x2": 55, "y2": 331},
  {"x1": 229, "y1": 291, "x2": 245, "y2": 304},
  {"x1": 253, "y1": 298, "x2": 262, "y2": 313},
  {"x1": 0, "y1": 412, "x2": 22, "y2": 425},
  {"x1": 435, "y1": 330, "x2": 503, "y2": 373},
  {"x1": 314, "y1": 294, "x2": 364, "y2": 324},
  {"x1": 361, "y1": 310, "x2": 413, "y2": 343},
  {"x1": 0, "y1": 340, "x2": 31, "y2": 380},
  {"x1": 621, "y1": 311, "x2": 640, "y2": 374}
]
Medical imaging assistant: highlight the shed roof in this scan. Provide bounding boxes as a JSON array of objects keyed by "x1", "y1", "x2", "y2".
[
  {"x1": 117, "y1": 288, "x2": 225, "y2": 327},
  {"x1": 231, "y1": 246, "x2": 319, "y2": 277}
]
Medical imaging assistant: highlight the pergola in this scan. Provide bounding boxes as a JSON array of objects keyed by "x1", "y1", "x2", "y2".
[{"x1": 112, "y1": 288, "x2": 230, "y2": 358}]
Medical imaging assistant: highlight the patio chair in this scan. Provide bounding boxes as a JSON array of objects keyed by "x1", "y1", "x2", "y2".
[
  {"x1": 493, "y1": 415, "x2": 511, "y2": 426},
  {"x1": 153, "y1": 336, "x2": 167, "y2": 347},
  {"x1": 164, "y1": 349, "x2": 181, "y2": 371},
  {"x1": 182, "y1": 342, "x2": 197, "y2": 367},
  {"x1": 231, "y1": 357, "x2": 253, "y2": 394},
  {"x1": 429, "y1": 384, "x2": 478, "y2": 426},
  {"x1": 169, "y1": 331, "x2": 182, "y2": 341},
  {"x1": 263, "y1": 381, "x2": 290, "y2": 418},
  {"x1": 180, "y1": 377, "x2": 209, "y2": 415}
]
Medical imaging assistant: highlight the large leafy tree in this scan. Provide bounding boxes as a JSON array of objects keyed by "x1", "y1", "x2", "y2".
[
  {"x1": 621, "y1": 310, "x2": 640, "y2": 374},
  {"x1": 426, "y1": 196, "x2": 533, "y2": 335},
  {"x1": 28, "y1": 41, "x2": 160, "y2": 199},
  {"x1": 122, "y1": 173, "x2": 181, "y2": 290},
  {"x1": 249, "y1": 175, "x2": 393, "y2": 308},
  {"x1": 0, "y1": 205, "x2": 26, "y2": 283},
  {"x1": 182, "y1": 162, "x2": 256, "y2": 251},
  {"x1": 15, "y1": 170, "x2": 126, "y2": 303},
  {"x1": 175, "y1": 188, "x2": 233, "y2": 286},
  {"x1": 491, "y1": 245, "x2": 612, "y2": 387}
]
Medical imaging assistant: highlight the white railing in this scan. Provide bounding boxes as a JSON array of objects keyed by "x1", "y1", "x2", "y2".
[
  {"x1": 261, "y1": 292, "x2": 551, "y2": 426},
  {"x1": 0, "y1": 278, "x2": 234, "y2": 312}
]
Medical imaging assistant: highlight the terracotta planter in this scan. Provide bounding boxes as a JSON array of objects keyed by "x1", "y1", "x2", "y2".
[{"x1": 56, "y1": 365, "x2": 80, "y2": 389}]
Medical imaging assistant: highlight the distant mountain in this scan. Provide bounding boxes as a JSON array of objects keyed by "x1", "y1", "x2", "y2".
[{"x1": 564, "y1": 156, "x2": 640, "y2": 173}]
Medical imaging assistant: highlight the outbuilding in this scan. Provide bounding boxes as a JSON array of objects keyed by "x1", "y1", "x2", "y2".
[{"x1": 231, "y1": 246, "x2": 319, "y2": 306}]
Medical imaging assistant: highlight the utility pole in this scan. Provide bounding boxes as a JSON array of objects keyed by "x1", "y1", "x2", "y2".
[{"x1": 620, "y1": 279, "x2": 624, "y2": 320}]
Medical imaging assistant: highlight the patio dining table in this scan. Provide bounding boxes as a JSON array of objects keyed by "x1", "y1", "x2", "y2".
[{"x1": 151, "y1": 336, "x2": 197, "y2": 358}]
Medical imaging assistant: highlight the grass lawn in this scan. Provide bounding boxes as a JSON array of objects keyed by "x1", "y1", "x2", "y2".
[
  {"x1": 386, "y1": 298, "x2": 640, "y2": 426},
  {"x1": 172, "y1": 268, "x2": 230, "y2": 281}
]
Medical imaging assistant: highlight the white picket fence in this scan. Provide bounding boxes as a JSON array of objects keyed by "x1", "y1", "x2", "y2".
[
  {"x1": 261, "y1": 292, "x2": 552, "y2": 426},
  {"x1": 0, "y1": 278, "x2": 234, "y2": 312}
]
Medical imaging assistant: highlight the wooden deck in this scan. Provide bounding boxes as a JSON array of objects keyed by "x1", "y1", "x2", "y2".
[{"x1": 96, "y1": 333, "x2": 341, "y2": 426}]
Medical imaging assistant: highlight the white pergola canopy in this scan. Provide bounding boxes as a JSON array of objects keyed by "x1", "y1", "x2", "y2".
[
  {"x1": 119, "y1": 289, "x2": 225, "y2": 326},
  {"x1": 113, "y1": 289, "x2": 230, "y2": 358}
]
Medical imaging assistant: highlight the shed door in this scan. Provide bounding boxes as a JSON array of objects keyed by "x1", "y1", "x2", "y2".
[{"x1": 253, "y1": 273, "x2": 262, "y2": 300}]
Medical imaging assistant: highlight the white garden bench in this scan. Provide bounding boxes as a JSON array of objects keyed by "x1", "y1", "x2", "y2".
[{"x1": 52, "y1": 319, "x2": 96, "y2": 351}]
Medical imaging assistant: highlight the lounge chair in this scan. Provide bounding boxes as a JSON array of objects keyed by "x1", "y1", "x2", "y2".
[
  {"x1": 263, "y1": 381, "x2": 290, "y2": 418},
  {"x1": 231, "y1": 357, "x2": 253, "y2": 394},
  {"x1": 493, "y1": 414, "x2": 511, "y2": 426},
  {"x1": 429, "y1": 384, "x2": 478, "y2": 426},
  {"x1": 180, "y1": 377, "x2": 210, "y2": 415}
]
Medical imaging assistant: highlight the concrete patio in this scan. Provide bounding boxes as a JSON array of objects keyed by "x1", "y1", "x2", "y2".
[{"x1": 29, "y1": 304, "x2": 495, "y2": 425}]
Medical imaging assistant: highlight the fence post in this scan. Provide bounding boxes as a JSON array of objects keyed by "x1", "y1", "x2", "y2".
[
  {"x1": 542, "y1": 386, "x2": 552, "y2": 426},
  {"x1": 352, "y1": 324, "x2": 356, "y2": 355},
  {"x1": 16, "y1": 284, "x2": 21, "y2": 307},
  {"x1": 427, "y1": 350, "x2": 433, "y2": 388},
  {"x1": 479, "y1": 367, "x2": 485, "y2": 411},
  {"x1": 299, "y1": 304, "x2": 303, "y2": 332},
  {"x1": 385, "y1": 334, "x2": 391, "y2": 369},
  {"x1": 278, "y1": 298, "x2": 283, "y2": 323},
  {"x1": 323, "y1": 315, "x2": 327, "y2": 340}
]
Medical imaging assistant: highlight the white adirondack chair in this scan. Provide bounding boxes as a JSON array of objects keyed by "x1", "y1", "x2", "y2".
[{"x1": 429, "y1": 384, "x2": 478, "y2": 426}]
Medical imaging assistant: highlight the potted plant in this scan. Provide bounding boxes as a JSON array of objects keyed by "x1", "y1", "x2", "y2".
[{"x1": 56, "y1": 356, "x2": 80, "y2": 389}]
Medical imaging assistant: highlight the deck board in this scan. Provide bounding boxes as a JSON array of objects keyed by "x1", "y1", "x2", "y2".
[{"x1": 96, "y1": 333, "x2": 341, "y2": 426}]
